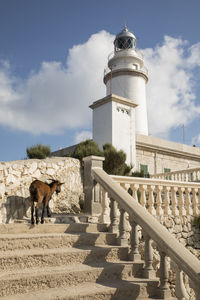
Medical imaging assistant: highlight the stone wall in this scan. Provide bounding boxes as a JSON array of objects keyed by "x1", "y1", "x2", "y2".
[{"x1": 0, "y1": 157, "x2": 83, "y2": 223}]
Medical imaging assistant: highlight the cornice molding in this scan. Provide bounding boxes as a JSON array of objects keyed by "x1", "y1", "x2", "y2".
[
  {"x1": 136, "y1": 142, "x2": 200, "y2": 162},
  {"x1": 89, "y1": 94, "x2": 138, "y2": 110},
  {"x1": 104, "y1": 68, "x2": 148, "y2": 84}
]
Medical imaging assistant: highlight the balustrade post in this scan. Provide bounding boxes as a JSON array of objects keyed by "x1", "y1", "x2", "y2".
[
  {"x1": 164, "y1": 186, "x2": 171, "y2": 216},
  {"x1": 120, "y1": 182, "x2": 128, "y2": 191},
  {"x1": 143, "y1": 231, "x2": 155, "y2": 278},
  {"x1": 118, "y1": 206, "x2": 128, "y2": 246},
  {"x1": 99, "y1": 188, "x2": 110, "y2": 224},
  {"x1": 156, "y1": 186, "x2": 164, "y2": 216},
  {"x1": 185, "y1": 173, "x2": 189, "y2": 182},
  {"x1": 129, "y1": 217, "x2": 141, "y2": 261},
  {"x1": 171, "y1": 186, "x2": 179, "y2": 216},
  {"x1": 185, "y1": 188, "x2": 193, "y2": 216},
  {"x1": 157, "y1": 251, "x2": 171, "y2": 298},
  {"x1": 140, "y1": 184, "x2": 147, "y2": 209},
  {"x1": 147, "y1": 185, "x2": 156, "y2": 216},
  {"x1": 178, "y1": 187, "x2": 186, "y2": 216},
  {"x1": 174, "y1": 266, "x2": 189, "y2": 300},
  {"x1": 83, "y1": 156, "x2": 105, "y2": 215},
  {"x1": 192, "y1": 188, "x2": 199, "y2": 216},
  {"x1": 109, "y1": 198, "x2": 118, "y2": 233},
  {"x1": 130, "y1": 183, "x2": 138, "y2": 202}
]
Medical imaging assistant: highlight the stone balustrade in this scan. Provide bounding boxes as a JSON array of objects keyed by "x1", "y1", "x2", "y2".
[
  {"x1": 109, "y1": 175, "x2": 200, "y2": 218},
  {"x1": 151, "y1": 167, "x2": 200, "y2": 182},
  {"x1": 86, "y1": 156, "x2": 200, "y2": 300}
]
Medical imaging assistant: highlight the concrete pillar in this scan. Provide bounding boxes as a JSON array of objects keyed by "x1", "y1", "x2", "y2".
[{"x1": 83, "y1": 156, "x2": 105, "y2": 215}]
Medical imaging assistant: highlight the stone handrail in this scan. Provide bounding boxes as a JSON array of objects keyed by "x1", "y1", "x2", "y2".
[
  {"x1": 151, "y1": 167, "x2": 200, "y2": 182},
  {"x1": 110, "y1": 175, "x2": 200, "y2": 217},
  {"x1": 92, "y1": 166, "x2": 200, "y2": 299}
]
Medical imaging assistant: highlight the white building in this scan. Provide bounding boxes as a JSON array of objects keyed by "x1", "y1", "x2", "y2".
[{"x1": 52, "y1": 26, "x2": 200, "y2": 176}]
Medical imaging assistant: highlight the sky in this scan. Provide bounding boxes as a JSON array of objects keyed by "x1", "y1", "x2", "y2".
[{"x1": 1, "y1": 0, "x2": 200, "y2": 161}]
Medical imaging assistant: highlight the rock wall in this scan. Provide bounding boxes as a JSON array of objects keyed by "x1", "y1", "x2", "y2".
[
  {"x1": 0, "y1": 157, "x2": 83, "y2": 223},
  {"x1": 156, "y1": 215, "x2": 200, "y2": 250}
]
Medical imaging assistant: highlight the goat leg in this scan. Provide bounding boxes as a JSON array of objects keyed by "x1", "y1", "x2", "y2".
[
  {"x1": 46, "y1": 203, "x2": 51, "y2": 218},
  {"x1": 31, "y1": 202, "x2": 35, "y2": 225},
  {"x1": 35, "y1": 206, "x2": 39, "y2": 224},
  {"x1": 41, "y1": 203, "x2": 45, "y2": 224}
]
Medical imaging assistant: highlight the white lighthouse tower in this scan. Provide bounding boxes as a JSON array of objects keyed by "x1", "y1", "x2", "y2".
[
  {"x1": 90, "y1": 26, "x2": 148, "y2": 168},
  {"x1": 104, "y1": 26, "x2": 149, "y2": 135}
]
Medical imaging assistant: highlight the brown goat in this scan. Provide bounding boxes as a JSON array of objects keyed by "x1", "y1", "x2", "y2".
[{"x1": 29, "y1": 179, "x2": 64, "y2": 224}]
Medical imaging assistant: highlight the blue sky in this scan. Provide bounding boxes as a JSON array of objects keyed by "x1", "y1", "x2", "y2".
[{"x1": 1, "y1": 0, "x2": 200, "y2": 161}]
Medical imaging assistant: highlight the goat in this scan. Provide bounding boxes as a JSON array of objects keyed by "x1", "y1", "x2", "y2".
[{"x1": 29, "y1": 179, "x2": 64, "y2": 224}]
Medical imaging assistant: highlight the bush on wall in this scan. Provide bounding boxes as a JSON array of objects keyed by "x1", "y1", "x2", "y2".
[{"x1": 26, "y1": 144, "x2": 51, "y2": 159}]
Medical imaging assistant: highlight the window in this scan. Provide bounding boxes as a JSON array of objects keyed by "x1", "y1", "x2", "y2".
[
  {"x1": 140, "y1": 164, "x2": 149, "y2": 178},
  {"x1": 164, "y1": 168, "x2": 171, "y2": 180}
]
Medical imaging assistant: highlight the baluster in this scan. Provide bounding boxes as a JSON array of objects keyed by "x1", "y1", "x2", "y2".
[
  {"x1": 120, "y1": 182, "x2": 129, "y2": 192},
  {"x1": 157, "y1": 251, "x2": 171, "y2": 298},
  {"x1": 185, "y1": 188, "x2": 193, "y2": 216},
  {"x1": 130, "y1": 183, "x2": 138, "y2": 202},
  {"x1": 178, "y1": 187, "x2": 186, "y2": 216},
  {"x1": 197, "y1": 170, "x2": 200, "y2": 182},
  {"x1": 143, "y1": 231, "x2": 155, "y2": 278},
  {"x1": 175, "y1": 266, "x2": 189, "y2": 300},
  {"x1": 192, "y1": 188, "x2": 199, "y2": 216},
  {"x1": 99, "y1": 189, "x2": 110, "y2": 224},
  {"x1": 140, "y1": 184, "x2": 147, "y2": 209},
  {"x1": 156, "y1": 185, "x2": 164, "y2": 216},
  {"x1": 171, "y1": 187, "x2": 179, "y2": 216},
  {"x1": 129, "y1": 217, "x2": 141, "y2": 260},
  {"x1": 164, "y1": 186, "x2": 171, "y2": 215},
  {"x1": 185, "y1": 173, "x2": 189, "y2": 182},
  {"x1": 147, "y1": 185, "x2": 156, "y2": 215},
  {"x1": 109, "y1": 198, "x2": 118, "y2": 233},
  {"x1": 118, "y1": 206, "x2": 128, "y2": 246}
]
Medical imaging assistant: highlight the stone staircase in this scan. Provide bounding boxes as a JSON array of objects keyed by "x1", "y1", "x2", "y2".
[{"x1": 0, "y1": 218, "x2": 172, "y2": 300}]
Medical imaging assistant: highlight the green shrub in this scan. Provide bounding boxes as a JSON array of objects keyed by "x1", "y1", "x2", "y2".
[
  {"x1": 71, "y1": 140, "x2": 103, "y2": 162},
  {"x1": 26, "y1": 144, "x2": 51, "y2": 159},
  {"x1": 71, "y1": 140, "x2": 132, "y2": 176},
  {"x1": 103, "y1": 143, "x2": 132, "y2": 175}
]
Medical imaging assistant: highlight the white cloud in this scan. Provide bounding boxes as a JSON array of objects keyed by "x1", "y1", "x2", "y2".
[
  {"x1": 143, "y1": 36, "x2": 200, "y2": 138},
  {"x1": 0, "y1": 32, "x2": 200, "y2": 141},
  {"x1": 0, "y1": 31, "x2": 114, "y2": 134},
  {"x1": 75, "y1": 131, "x2": 92, "y2": 144}
]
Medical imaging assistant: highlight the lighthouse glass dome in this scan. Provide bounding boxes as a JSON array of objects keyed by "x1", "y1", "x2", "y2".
[{"x1": 114, "y1": 26, "x2": 137, "y2": 51}]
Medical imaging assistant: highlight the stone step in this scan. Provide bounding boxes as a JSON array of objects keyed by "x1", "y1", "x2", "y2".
[
  {"x1": 0, "y1": 246, "x2": 132, "y2": 271},
  {"x1": 0, "y1": 279, "x2": 161, "y2": 300},
  {"x1": 0, "y1": 232, "x2": 117, "y2": 251},
  {"x1": 0, "y1": 262, "x2": 141, "y2": 297},
  {"x1": 0, "y1": 222, "x2": 109, "y2": 234},
  {"x1": 14, "y1": 214, "x2": 100, "y2": 225}
]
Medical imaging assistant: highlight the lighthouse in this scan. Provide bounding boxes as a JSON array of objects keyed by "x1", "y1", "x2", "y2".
[
  {"x1": 104, "y1": 26, "x2": 149, "y2": 135},
  {"x1": 90, "y1": 26, "x2": 148, "y2": 168}
]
